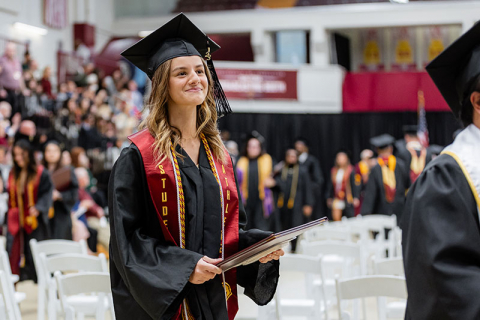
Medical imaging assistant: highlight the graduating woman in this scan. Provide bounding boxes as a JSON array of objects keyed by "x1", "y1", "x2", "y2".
[
  {"x1": 327, "y1": 150, "x2": 359, "y2": 221},
  {"x1": 109, "y1": 14, "x2": 283, "y2": 320},
  {"x1": 7, "y1": 139, "x2": 53, "y2": 281},
  {"x1": 42, "y1": 141, "x2": 79, "y2": 240}
]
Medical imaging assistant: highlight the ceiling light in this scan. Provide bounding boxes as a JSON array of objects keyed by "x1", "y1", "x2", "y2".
[
  {"x1": 390, "y1": 0, "x2": 409, "y2": 3},
  {"x1": 138, "y1": 30, "x2": 153, "y2": 37},
  {"x1": 13, "y1": 22, "x2": 48, "y2": 35}
]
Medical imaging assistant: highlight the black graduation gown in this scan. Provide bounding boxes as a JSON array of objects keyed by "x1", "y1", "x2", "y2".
[
  {"x1": 49, "y1": 166, "x2": 79, "y2": 240},
  {"x1": 299, "y1": 154, "x2": 324, "y2": 220},
  {"x1": 6, "y1": 169, "x2": 54, "y2": 282},
  {"x1": 245, "y1": 159, "x2": 272, "y2": 231},
  {"x1": 273, "y1": 165, "x2": 314, "y2": 231},
  {"x1": 402, "y1": 154, "x2": 480, "y2": 320},
  {"x1": 109, "y1": 143, "x2": 280, "y2": 320},
  {"x1": 360, "y1": 159, "x2": 409, "y2": 221}
]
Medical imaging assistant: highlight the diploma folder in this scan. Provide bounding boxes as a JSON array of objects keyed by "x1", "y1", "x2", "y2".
[{"x1": 217, "y1": 217, "x2": 328, "y2": 271}]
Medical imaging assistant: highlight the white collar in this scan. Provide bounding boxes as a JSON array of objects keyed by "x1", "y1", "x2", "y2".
[{"x1": 443, "y1": 124, "x2": 480, "y2": 214}]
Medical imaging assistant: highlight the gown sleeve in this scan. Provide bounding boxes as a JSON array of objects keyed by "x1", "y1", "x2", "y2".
[
  {"x1": 36, "y1": 169, "x2": 54, "y2": 227},
  {"x1": 402, "y1": 155, "x2": 480, "y2": 320},
  {"x1": 58, "y1": 166, "x2": 79, "y2": 212},
  {"x1": 234, "y1": 166, "x2": 280, "y2": 306},
  {"x1": 360, "y1": 166, "x2": 380, "y2": 215},
  {"x1": 109, "y1": 146, "x2": 203, "y2": 319}
]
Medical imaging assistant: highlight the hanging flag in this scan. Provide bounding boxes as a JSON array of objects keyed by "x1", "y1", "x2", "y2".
[
  {"x1": 44, "y1": 0, "x2": 68, "y2": 29},
  {"x1": 417, "y1": 90, "x2": 429, "y2": 147}
]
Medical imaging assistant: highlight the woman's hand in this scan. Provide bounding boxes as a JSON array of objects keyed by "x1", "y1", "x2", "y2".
[
  {"x1": 189, "y1": 256, "x2": 223, "y2": 285},
  {"x1": 259, "y1": 249, "x2": 285, "y2": 264},
  {"x1": 29, "y1": 206, "x2": 40, "y2": 217},
  {"x1": 53, "y1": 190, "x2": 62, "y2": 201}
]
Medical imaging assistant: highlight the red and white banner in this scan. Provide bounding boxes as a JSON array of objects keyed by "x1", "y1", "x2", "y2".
[
  {"x1": 216, "y1": 69, "x2": 297, "y2": 100},
  {"x1": 391, "y1": 27, "x2": 416, "y2": 72},
  {"x1": 44, "y1": 0, "x2": 68, "y2": 29},
  {"x1": 359, "y1": 29, "x2": 385, "y2": 72}
]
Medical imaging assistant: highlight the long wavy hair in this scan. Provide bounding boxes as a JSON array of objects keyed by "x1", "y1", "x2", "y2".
[
  {"x1": 13, "y1": 139, "x2": 38, "y2": 182},
  {"x1": 139, "y1": 58, "x2": 226, "y2": 165}
]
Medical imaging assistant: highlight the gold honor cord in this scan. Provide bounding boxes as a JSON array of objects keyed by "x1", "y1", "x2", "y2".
[{"x1": 170, "y1": 134, "x2": 227, "y2": 319}]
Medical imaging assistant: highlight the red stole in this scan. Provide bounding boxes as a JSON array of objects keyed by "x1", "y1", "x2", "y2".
[
  {"x1": 8, "y1": 165, "x2": 44, "y2": 275},
  {"x1": 129, "y1": 129, "x2": 239, "y2": 320},
  {"x1": 331, "y1": 165, "x2": 354, "y2": 203}
]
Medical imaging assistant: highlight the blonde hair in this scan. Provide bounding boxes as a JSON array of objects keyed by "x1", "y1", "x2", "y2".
[{"x1": 139, "y1": 58, "x2": 226, "y2": 165}]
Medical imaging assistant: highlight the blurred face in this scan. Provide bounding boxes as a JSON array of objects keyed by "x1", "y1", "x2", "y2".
[
  {"x1": 44, "y1": 143, "x2": 61, "y2": 165},
  {"x1": 128, "y1": 80, "x2": 137, "y2": 91},
  {"x1": 5, "y1": 43, "x2": 15, "y2": 59},
  {"x1": 168, "y1": 56, "x2": 208, "y2": 107},
  {"x1": 285, "y1": 149, "x2": 298, "y2": 165},
  {"x1": 13, "y1": 146, "x2": 27, "y2": 168},
  {"x1": 78, "y1": 152, "x2": 89, "y2": 167},
  {"x1": 67, "y1": 99, "x2": 77, "y2": 112},
  {"x1": 247, "y1": 138, "x2": 261, "y2": 159},
  {"x1": 295, "y1": 141, "x2": 307, "y2": 154},
  {"x1": 336, "y1": 152, "x2": 349, "y2": 167},
  {"x1": 61, "y1": 151, "x2": 71, "y2": 166}
]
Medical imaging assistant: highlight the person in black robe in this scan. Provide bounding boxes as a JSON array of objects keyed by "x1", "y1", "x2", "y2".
[
  {"x1": 295, "y1": 137, "x2": 324, "y2": 220},
  {"x1": 6, "y1": 139, "x2": 53, "y2": 282},
  {"x1": 236, "y1": 132, "x2": 274, "y2": 231},
  {"x1": 394, "y1": 125, "x2": 432, "y2": 184},
  {"x1": 42, "y1": 141, "x2": 78, "y2": 240},
  {"x1": 402, "y1": 22, "x2": 480, "y2": 319},
  {"x1": 360, "y1": 134, "x2": 409, "y2": 222},
  {"x1": 268, "y1": 148, "x2": 314, "y2": 252},
  {"x1": 109, "y1": 13, "x2": 282, "y2": 320}
]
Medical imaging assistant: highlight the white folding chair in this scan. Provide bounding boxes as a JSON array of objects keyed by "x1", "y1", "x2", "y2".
[
  {"x1": 336, "y1": 275, "x2": 407, "y2": 320},
  {"x1": 55, "y1": 272, "x2": 115, "y2": 320},
  {"x1": 30, "y1": 239, "x2": 88, "y2": 320},
  {"x1": 0, "y1": 270, "x2": 18, "y2": 320},
  {"x1": 0, "y1": 250, "x2": 24, "y2": 320},
  {"x1": 304, "y1": 225, "x2": 352, "y2": 243},
  {"x1": 40, "y1": 253, "x2": 108, "y2": 320},
  {"x1": 374, "y1": 257, "x2": 406, "y2": 319},
  {"x1": 374, "y1": 257, "x2": 404, "y2": 276},
  {"x1": 264, "y1": 254, "x2": 328, "y2": 320}
]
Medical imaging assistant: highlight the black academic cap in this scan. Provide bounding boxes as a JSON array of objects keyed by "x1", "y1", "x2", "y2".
[
  {"x1": 370, "y1": 134, "x2": 395, "y2": 149},
  {"x1": 121, "y1": 13, "x2": 220, "y2": 79},
  {"x1": 426, "y1": 22, "x2": 480, "y2": 118},
  {"x1": 428, "y1": 144, "x2": 444, "y2": 155},
  {"x1": 121, "y1": 13, "x2": 231, "y2": 117},
  {"x1": 402, "y1": 125, "x2": 418, "y2": 135}
]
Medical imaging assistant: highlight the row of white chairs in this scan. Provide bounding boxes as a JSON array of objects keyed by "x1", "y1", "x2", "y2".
[
  {"x1": 257, "y1": 237, "x2": 406, "y2": 320},
  {"x1": 0, "y1": 238, "x2": 115, "y2": 320}
]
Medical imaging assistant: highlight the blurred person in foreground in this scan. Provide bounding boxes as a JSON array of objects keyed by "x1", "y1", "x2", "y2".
[
  {"x1": 7, "y1": 139, "x2": 53, "y2": 281},
  {"x1": 360, "y1": 135, "x2": 409, "y2": 222},
  {"x1": 402, "y1": 22, "x2": 480, "y2": 319},
  {"x1": 108, "y1": 14, "x2": 281, "y2": 320},
  {"x1": 295, "y1": 137, "x2": 324, "y2": 220},
  {"x1": 327, "y1": 150, "x2": 358, "y2": 221}
]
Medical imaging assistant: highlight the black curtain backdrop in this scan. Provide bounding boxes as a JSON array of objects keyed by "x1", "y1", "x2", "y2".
[{"x1": 218, "y1": 111, "x2": 461, "y2": 180}]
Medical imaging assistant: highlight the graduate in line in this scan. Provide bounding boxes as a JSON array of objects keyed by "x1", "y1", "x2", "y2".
[
  {"x1": 360, "y1": 134, "x2": 409, "y2": 222},
  {"x1": 109, "y1": 14, "x2": 283, "y2": 320},
  {"x1": 403, "y1": 22, "x2": 480, "y2": 319}
]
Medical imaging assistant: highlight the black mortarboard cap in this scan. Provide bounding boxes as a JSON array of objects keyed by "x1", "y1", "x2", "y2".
[
  {"x1": 121, "y1": 13, "x2": 231, "y2": 117},
  {"x1": 370, "y1": 134, "x2": 395, "y2": 149},
  {"x1": 426, "y1": 22, "x2": 480, "y2": 118},
  {"x1": 402, "y1": 125, "x2": 418, "y2": 135}
]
